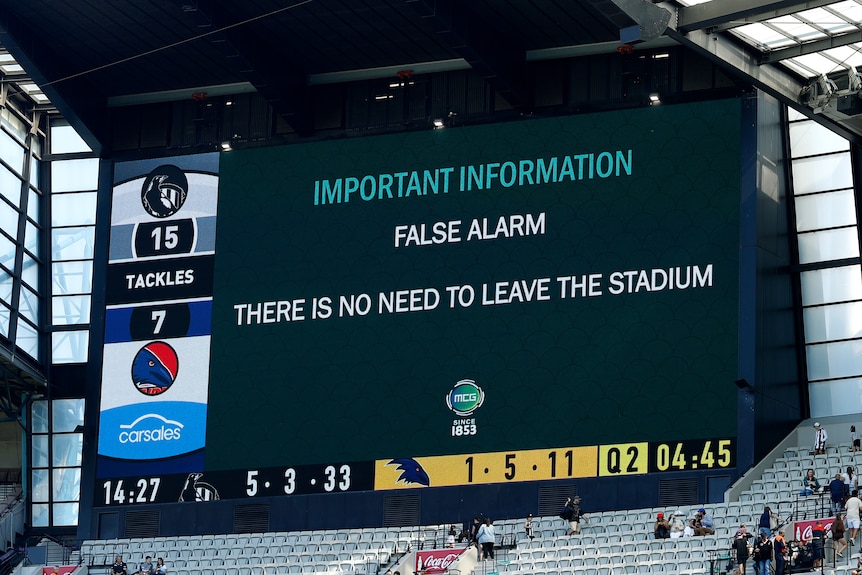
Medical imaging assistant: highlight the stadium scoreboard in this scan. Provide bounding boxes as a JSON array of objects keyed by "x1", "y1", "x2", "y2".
[{"x1": 95, "y1": 99, "x2": 742, "y2": 505}]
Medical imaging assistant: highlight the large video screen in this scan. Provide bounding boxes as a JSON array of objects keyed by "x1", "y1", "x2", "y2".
[{"x1": 96, "y1": 99, "x2": 741, "y2": 506}]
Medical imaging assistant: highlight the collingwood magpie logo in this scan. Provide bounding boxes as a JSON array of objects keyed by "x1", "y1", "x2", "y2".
[{"x1": 141, "y1": 164, "x2": 188, "y2": 218}]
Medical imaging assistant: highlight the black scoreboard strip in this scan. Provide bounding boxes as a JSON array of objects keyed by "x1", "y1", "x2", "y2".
[
  {"x1": 95, "y1": 437, "x2": 735, "y2": 506},
  {"x1": 105, "y1": 255, "x2": 215, "y2": 305}
]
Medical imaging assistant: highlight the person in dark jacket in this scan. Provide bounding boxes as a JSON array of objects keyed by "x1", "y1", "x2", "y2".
[{"x1": 754, "y1": 532, "x2": 773, "y2": 575}]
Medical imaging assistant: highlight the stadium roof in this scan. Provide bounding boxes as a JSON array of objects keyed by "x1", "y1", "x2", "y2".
[{"x1": 0, "y1": 1, "x2": 861, "y2": 146}]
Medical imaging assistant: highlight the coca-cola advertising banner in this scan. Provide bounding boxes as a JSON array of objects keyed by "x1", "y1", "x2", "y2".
[
  {"x1": 415, "y1": 549, "x2": 465, "y2": 573},
  {"x1": 792, "y1": 517, "x2": 834, "y2": 542}
]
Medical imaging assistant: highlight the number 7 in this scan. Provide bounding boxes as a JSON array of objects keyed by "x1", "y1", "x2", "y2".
[{"x1": 151, "y1": 310, "x2": 166, "y2": 334}]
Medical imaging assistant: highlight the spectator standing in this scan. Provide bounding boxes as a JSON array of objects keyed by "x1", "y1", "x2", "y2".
[
  {"x1": 833, "y1": 513, "x2": 848, "y2": 557},
  {"x1": 773, "y1": 529, "x2": 787, "y2": 575},
  {"x1": 654, "y1": 513, "x2": 670, "y2": 539},
  {"x1": 846, "y1": 489, "x2": 862, "y2": 544},
  {"x1": 853, "y1": 425, "x2": 861, "y2": 453},
  {"x1": 814, "y1": 422, "x2": 828, "y2": 455},
  {"x1": 831, "y1": 473, "x2": 847, "y2": 514},
  {"x1": 754, "y1": 532, "x2": 773, "y2": 575},
  {"x1": 524, "y1": 515, "x2": 534, "y2": 540},
  {"x1": 811, "y1": 521, "x2": 825, "y2": 569},
  {"x1": 844, "y1": 466, "x2": 858, "y2": 498},
  {"x1": 733, "y1": 533, "x2": 750, "y2": 575},
  {"x1": 566, "y1": 496, "x2": 587, "y2": 534},
  {"x1": 758, "y1": 507, "x2": 777, "y2": 538},
  {"x1": 477, "y1": 517, "x2": 496, "y2": 560}
]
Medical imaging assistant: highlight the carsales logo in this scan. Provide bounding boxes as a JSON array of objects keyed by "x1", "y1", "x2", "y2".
[
  {"x1": 416, "y1": 550, "x2": 463, "y2": 573},
  {"x1": 118, "y1": 413, "x2": 183, "y2": 444}
]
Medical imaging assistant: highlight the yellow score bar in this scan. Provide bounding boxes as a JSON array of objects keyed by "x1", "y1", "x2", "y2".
[{"x1": 375, "y1": 446, "x2": 598, "y2": 490}]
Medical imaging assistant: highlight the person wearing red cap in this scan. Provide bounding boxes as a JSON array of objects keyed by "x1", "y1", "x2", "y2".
[{"x1": 654, "y1": 512, "x2": 670, "y2": 539}]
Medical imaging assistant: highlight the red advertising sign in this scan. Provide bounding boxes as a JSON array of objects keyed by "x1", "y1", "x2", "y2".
[
  {"x1": 415, "y1": 549, "x2": 465, "y2": 573},
  {"x1": 792, "y1": 517, "x2": 834, "y2": 542}
]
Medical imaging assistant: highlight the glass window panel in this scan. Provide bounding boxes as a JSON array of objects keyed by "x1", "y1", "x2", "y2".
[
  {"x1": 24, "y1": 220, "x2": 38, "y2": 254},
  {"x1": 0, "y1": 199, "x2": 18, "y2": 239},
  {"x1": 21, "y1": 253, "x2": 38, "y2": 291},
  {"x1": 52, "y1": 399, "x2": 84, "y2": 433},
  {"x1": 53, "y1": 468, "x2": 81, "y2": 501},
  {"x1": 788, "y1": 107, "x2": 807, "y2": 121},
  {"x1": 19, "y1": 285, "x2": 38, "y2": 325},
  {"x1": 809, "y1": 377, "x2": 862, "y2": 418},
  {"x1": 0, "y1": 305, "x2": 11, "y2": 339},
  {"x1": 798, "y1": 7, "x2": 856, "y2": 34},
  {"x1": 52, "y1": 435, "x2": 83, "y2": 467},
  {"x1": 797, "y1": 227, "x2": 860, "y2": 264},
  {"x1": 806, "y1": 339, "x2": 862, "y2": 380},
  {"x1": 52, "y1": 330, "x2": 89, "y2": 364},
  {"x1": 800, "y1": 265, "x2": 862, "y2": 305},
  {"x1": 52, "y1": 295, "x2": 90, "y2": 325},
  {"x1": 31, "y1": 469, "x2": 48, "y2": 502},
  {"x1": 0, "y1": 167, "x2": 21, "y2": 208},
  {"x1": 789, "y1": 120, "x2": 849, "y2": 158},
  {"x1": 51, "y1": 159, "x2": 99, "y2": 193},
  {"x1": 792, "y1": 52, "x2": 847, "y2": 76},
  {"x1": 52, "y1": 502, "x2": 79, "y2": 527},
  {"x1": 52, "y1": 260, "x2": 93, "y2": 295},
  {"x1": 50, "y1": 125, "x2": 91, "y2": 155},
  {"x1": 769, "y1": 20, "x2": 824, "y2": 43},
  {"x1": 16, "y1": 319, "x2": 39, "y2": 361},
  {"x1": 31, "y1": 435, "x2": 48, "y2": 468},
  {"x1": 29, "y1": 156, "x2": 39, "y2": 188},
  {"x1": 52, "y1": 226, "x2": 94, "y2": 261},
  {"x1": 30, "y1": 503, "x2": 48, "y2": 528},
  {"x1": 0, "y1": 234, "x2": 13, "y2": 274},
  {"x1": 822, "y1": 46, "x2": 862, "y2": 70},
  {"x1": 27, "y1": 188, "x2": 39, "y2": 222},
  {"x1": 795, "y1": 190, "x2": 856, "y2": 232},
  {"x1": 52, "y1": 192, "x2": 97, "y2": 226},
  {"x1": 732, "y1": 22, "x2": 796, "y2": 49},
  {"x1": 32, "y1": 400, "x2": 48, "y2": 434},
  {"x1": 0, "y1": 129, "x2": 25, "y2": 175},
  {"x1": 804, "y1": 301, "x2": 862, "y2": 343},
  {"x1": 793, "y1": 152, "x2": 854, "y2": 194},
  {"x1": 0, "y1": 110, "x2": 26, "y2": 143},
  {"x1": 0, "y1": 269, "x2": 11, "y2": 304},
  {"x1": 783, "y1": 59, "x2": 818, "y2": 79}
]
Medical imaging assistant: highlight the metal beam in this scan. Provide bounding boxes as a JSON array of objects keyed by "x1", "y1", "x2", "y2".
[
  {"x1": 678, "y1": 0, "x2": 838, "y2": 33},
  {"x1": 760, "y1": 30, "x2": 862, "y2": 63},
  {"x1": 664, "y1": 24, "x2": 862, "y2": 143}
]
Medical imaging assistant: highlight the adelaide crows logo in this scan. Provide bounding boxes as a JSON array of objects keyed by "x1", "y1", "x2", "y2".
[
  {"x1": 131, "y1": 341, "x2": 179, "y2": 396},
  {"x1": 387, "y1": 458, "x2": 430, "y2": 486},
  {"x1": 141, "y1": 164, "x2": 188, "y2": 218}
]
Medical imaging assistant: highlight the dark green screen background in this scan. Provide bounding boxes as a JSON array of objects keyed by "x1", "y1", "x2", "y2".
[{"x1": 206, "y1": 98, "x2": 741, "y2": 471}]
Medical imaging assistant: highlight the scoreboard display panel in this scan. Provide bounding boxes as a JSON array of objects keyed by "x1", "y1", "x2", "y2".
[{"x1": 96, "y1": 99, "x2": 741, "y2": 506}]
